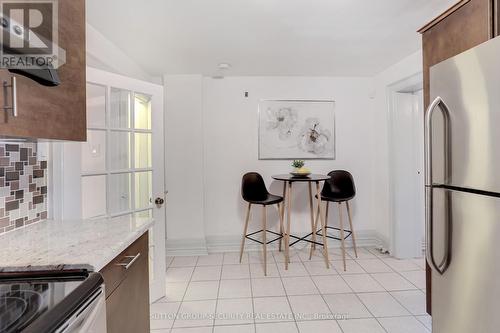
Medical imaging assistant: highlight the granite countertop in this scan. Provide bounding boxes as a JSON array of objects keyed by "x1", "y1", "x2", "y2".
[{"x1": 0, "y1": 216, "x2": 154, "y2": 272}]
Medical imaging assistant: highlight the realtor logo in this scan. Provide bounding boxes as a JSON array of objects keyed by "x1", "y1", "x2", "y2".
[{"x1": 0, "y1": 0, "x2": 65, "y2": 69}]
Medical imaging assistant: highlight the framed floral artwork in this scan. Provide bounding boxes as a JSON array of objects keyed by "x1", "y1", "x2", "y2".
[{"x1": 258, "y1": 99, "x2": 335, "y2": 160}]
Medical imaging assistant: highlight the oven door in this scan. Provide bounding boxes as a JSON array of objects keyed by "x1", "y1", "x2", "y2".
[{"x1": 55, "y1": 287, "x2": 107, "y2": 333}]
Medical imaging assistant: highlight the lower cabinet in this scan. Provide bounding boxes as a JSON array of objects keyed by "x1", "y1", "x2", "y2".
[{"x1": 100, "y1": 232, "x2": 150, "y2": 333}]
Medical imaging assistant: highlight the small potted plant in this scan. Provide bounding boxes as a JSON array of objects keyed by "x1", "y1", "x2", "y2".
[{"x1": 291, "y1": 160, "x2": 311, "y2": 177}]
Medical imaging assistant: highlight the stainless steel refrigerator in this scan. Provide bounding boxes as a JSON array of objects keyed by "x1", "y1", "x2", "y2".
[{"x1": 425, "y1": 35, "x2": 500, "y2": 333}]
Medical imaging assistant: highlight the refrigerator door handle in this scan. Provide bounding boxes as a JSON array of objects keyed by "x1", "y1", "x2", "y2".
[
  {"x1": 425, "y1": 187, "x2": 452, "y2": 275},
  {"x1": 424, "y1": 96, "x2": 452, "y2": 187},
  {"x1": 425, "y1": 96, "x2": 452, "y2": 275}
]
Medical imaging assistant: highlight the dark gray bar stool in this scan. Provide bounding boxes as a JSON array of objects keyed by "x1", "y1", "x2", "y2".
[
  {"x1": 240, "y1": 172, "x2": 284, "y2": 276},
  {"x1": 312, "y1": 170, "x2": 358, "y2": 271}
]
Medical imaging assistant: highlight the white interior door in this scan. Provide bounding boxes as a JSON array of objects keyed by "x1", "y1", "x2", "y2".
[
  {"x1": 82, "y1": 67, "x2": 166, "y2": 301},
  {"x1": 389, "y1": 91, "x2": 425, "y2": 258}
]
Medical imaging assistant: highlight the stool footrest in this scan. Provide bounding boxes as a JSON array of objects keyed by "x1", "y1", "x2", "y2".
[
  {"x1": 315, "y1": 226, "x2": 353, "y2": 241},
  {"x1": 288, "y1": 233, "x2": 325, "y2": 247},
  {"x1": 245, "y1": 229, "x2": 283, "y2": 245}
]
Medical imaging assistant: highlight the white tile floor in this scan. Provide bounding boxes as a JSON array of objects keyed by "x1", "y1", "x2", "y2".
[{"x1": 151, "y1": 247, "x2": 431, "y2": 333}]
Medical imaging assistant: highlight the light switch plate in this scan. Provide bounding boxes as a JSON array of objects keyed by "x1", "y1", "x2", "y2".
[{"x1": 37, "y1": 141, "x2": 50, "y2": 161}]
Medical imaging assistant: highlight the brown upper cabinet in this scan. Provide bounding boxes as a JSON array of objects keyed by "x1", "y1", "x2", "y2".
[
  {"x1": 419, "y1": 0, "x2": 499, "y2": 106},
  {"x1": 419, "y1": 0, "x2": 500, "y2": 315},
  {"x1": 0, "y1": 0, "x2": 86, "y2": 141}
]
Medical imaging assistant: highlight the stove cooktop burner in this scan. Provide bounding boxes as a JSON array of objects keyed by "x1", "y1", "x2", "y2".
[
  {"x1": 0, "y1": 271, "x2": 89, "y2": 333},
  {"x1": 0, "y1": 290, "x2": 43, "y2": 333}
]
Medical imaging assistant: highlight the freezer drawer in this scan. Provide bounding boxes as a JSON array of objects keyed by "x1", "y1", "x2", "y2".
[
  {"x1": 430, "y1": 187, "x2": 500, "y2": 333},
  {"x1": 429, "y1": 35, "x2": 500, "y2": 192}
]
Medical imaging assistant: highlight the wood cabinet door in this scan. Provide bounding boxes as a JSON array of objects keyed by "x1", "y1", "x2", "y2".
[
  {"x1": 421, "y1": 0, "x2": 493, "y2": 106},
  {"x1": 420, "y1": 0, "x2": 496, "y2": 315},
  {"x1": 0, "y1": 0, "x2": 86, "y2": 141},
  {"x1": 105, "y1": 233, "x2": 150, "y2": 333},
  {"x1": 100, "y1": 231, "x2": 151, "y2": 299},
  {"x1": 495, "y1": 0, "x2": 500, "y2": 36}
]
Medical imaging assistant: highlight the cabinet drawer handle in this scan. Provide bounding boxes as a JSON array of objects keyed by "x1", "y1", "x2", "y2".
[
  {"x1": 3, "y1": 76, "x2": 17, "y2": 117},
  {"x1": 11, "y1": 76, "x2": 16, "y2": 117},
  {"x1": 116, "y1": 253, "x2": 141, "y2": 270}
]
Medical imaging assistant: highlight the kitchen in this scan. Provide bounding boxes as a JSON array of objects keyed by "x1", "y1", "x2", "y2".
[{"x1": 0, "y1": 0, "x2": 498, "y2": 332}]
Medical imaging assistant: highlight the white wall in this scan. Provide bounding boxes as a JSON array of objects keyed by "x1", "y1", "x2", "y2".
[
  {"x1": 165, "y1": 75, "x2": 379, "y2": 253},
  {"x1": 370, "y1": 50, "x2": 423, "y2": 247},
  {"x1": 164, "y1": 75, "x2": 207, "y2": 254}
]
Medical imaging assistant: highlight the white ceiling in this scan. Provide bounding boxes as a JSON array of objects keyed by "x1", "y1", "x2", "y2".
[{"x1": 86, "y1": 0, "x2": 456, "y2": 77}]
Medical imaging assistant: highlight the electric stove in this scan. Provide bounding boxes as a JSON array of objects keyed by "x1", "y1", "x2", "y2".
[{"x1": 0, "y1": 271, "x2": 103, "y2": 333}]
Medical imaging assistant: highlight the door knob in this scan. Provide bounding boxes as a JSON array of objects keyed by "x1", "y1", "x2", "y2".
[{"x1": 155, "y1": 197, "x2": 165, "y2": 205}]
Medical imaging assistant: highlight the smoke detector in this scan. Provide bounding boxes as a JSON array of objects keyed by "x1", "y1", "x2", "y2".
[
  {"x1": 218, "y1": 63, "x2": 231, "y2": 70},
  {"x1": 211, "y1": 63, "x2": 231, "y2": 79}
]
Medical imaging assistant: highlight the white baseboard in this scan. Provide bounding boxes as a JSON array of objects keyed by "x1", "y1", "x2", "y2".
[
  {"x1": 166, "y1": 238, "x2": 208, "y2": 256},
  {"x1": 167, "y1": 230, "x2": 387, "y2": 256}
]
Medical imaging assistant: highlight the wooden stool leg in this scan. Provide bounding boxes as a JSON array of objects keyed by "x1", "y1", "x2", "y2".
[
  {"x1": 285, "y1": 181, "x2": 293, "y2": 270},
  {"x1": 307, "y1": 182, "x2": 315, "y2": 259},
  {"x1": 279, "y1": 182, "x2": 286, "y2": 252},
  {"x1": 346, "y1": 201, "x2": 358, "y2": 258},
  {"x1": 338, "y1": 202, "x2": 347, "y2": 271},
  {"x1": 262, "y1": 205, "x2": 267, "y2": 276},
  {"x1": 325, "y1": 201, "x2": 329, "y2": 230},
  {"x1": 309, "y1": 203, "x2": 320, "y2": 259},
  {"x1": 316, "y1": 181, "x2": 330, "y2": 269},
  {"x1": 240, "y1": 203, "x2": 251, "y2": 263},
  {"x1": 278, "y1": 202, "x2": 285, "y2": 255},
  {"x1": 278, "y1": 203, "x2": 283, "y2": 252}
]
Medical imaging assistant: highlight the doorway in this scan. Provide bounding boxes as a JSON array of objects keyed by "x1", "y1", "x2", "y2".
[
  {"x1": 388, "y1": 74, "x2": 425, "y2": 259},
  {"x1": 53, "y1": 68, "x2": 166, "y2": 302}
]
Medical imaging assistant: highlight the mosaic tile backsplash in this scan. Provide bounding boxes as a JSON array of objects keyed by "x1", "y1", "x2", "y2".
[{"x1": 0, "y1": 142, "x2": 47, "y2": 234}]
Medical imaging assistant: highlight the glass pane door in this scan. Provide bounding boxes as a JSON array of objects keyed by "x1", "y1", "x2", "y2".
[
  {"x1": 82, "y1": 84, "x2": 154, "y2": 219},
  {"x1": 85, "y1": 68, "x2": 166, "y2": 302}
]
